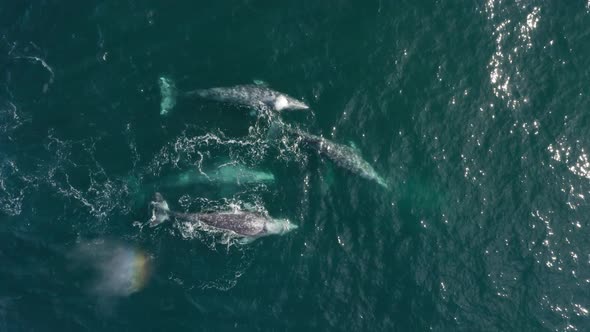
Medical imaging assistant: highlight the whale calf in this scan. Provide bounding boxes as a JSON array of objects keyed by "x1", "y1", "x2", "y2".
[
  {"x1": 285, "y1": 127, "x2": 388, "y2": 188},
  {"x1": 125, "y1": 164, "x2": 274, "y2": 209},
  {"x1": 159, "y1": 77, "x2": 309, "y2": 115},
  {"x1": 161, "y1": 164, "x2": 275, "y2": 188},
  {"x1": 148, "y1": 193, "x2": 297, "y2": 241}
]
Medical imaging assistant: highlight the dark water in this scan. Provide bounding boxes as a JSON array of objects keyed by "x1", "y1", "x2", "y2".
[{"x1": 2, "y1": 1, "x2": 590, "y2": 331}]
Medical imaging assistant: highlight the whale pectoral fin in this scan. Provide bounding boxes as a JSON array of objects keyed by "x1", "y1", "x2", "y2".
[
  {"x1": 252, "y1": 79, "x2": 268, "y2": 86},
  {"x1": 158, "y1": 76, "x2": 178, "y2": 116},
  {"x1": 321, "y1": 163, "x2": 336, "y2": 194},
  {"x1": 238, "y1": 237, "x2": 256, "y2": 245},
  {"x1": 348, "y1": 141, "x2": 361, "y2": 153},
  {"x1": 242, "y1": 203, "x2": 257, "y2": 212}
]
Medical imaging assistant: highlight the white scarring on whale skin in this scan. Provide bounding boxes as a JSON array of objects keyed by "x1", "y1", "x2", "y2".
[
  {"x1": 158, "y1": 76, "x2": 309, "y2": 115},
  {"x1": 148, "y1": 193, "x2": 298, "y2": 242},
  {"x1": 285, "y1": 127, "x2": 389, "y2": 189},
  {"x1": 191, "y1": 84, "x2": 309, "y2": 112}
]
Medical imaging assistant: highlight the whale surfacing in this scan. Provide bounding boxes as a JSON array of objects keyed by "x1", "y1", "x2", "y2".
[
  {"x1": 285, "y1": 127, "x2": 388, "y2": 189},
  {"x1": 148, "y1": 193, "x2": 297, "y2": 241},
  {"x1": 189, "y1": 84, "x2": 309, "y2": 112},
  {"x1": 158, "y1": 76, "x2": 309, "y2": 115}
]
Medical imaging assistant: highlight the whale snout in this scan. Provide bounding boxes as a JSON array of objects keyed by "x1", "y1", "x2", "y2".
[
  {"x1": 266, "y1": 219, "x2": 299, "y2": 235},
  {"x1": 283, "y1": 222, "x2": 299, "y2": 232},
  {"x1": 279, "y1": 95, "x2": 309, "y2": 111},
  {"x1": 288, "y1": 100, "x2": 310, "y2": 111}
]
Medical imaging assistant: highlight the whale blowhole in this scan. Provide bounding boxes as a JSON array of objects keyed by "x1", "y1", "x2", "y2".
[{"x1": 274, "y1": 95, "x2": 289, "y2": 111}]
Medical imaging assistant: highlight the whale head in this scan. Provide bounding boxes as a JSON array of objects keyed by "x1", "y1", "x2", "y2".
[
  {"x1": 274, "y1": 95, "x2": 309, "y2": 111},
  {"x1": 264, "y1": 219, "x2": 299, "y2": 235}
]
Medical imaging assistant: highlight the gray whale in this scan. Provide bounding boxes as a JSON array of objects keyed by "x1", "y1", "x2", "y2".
[
  {"x1": 148, "y1": 193, "x2": 297, "y2": 241},
  {"x1": 286, "y1": 127, "x2": 388, "y2": 189},
  {"x1": 188, "y1": 84, "x2": 309, "y2": 112},
  {"x1": 159, "y1": 77, "x2": 308, "y2": 115}
]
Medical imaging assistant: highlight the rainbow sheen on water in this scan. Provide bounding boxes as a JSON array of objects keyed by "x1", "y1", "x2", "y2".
[{"x1": 71, "y1": 240, "x2": 151, "y2": 297}]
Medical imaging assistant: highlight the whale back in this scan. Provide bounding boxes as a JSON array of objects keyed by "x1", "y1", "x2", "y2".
[
  {"x1": 195, "y1": 85, "x2": 308, "y2": 111},
  {"x1": 196, "y1": 211, "x2": 268, "y2": 236},
  {"x1": 196, "y1": 85, "x2": 276, "y2": 105},
  {"x1": 295, "y1": 131, "x2": 386, "y2": 186}
]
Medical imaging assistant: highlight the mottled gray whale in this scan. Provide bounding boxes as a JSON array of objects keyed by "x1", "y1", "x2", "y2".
[
  {"x1": 159, "y1": 77, "x2": 309, "y2": 115},
  {"x1": 148, "y1": 193, "x2": 297, "y2": 241},
  {"x1": 285, "y1": 127, "x2": 388, "y2": 189}
]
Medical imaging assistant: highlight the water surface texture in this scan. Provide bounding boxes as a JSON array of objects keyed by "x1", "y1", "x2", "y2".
[{"x1": 1, "y1": 1, "x2": 590, "y2": 331}]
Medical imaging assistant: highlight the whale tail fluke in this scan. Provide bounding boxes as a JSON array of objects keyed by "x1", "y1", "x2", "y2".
[
  {"x1": 148, "y1": 192, "x2": 171, "y2": 227},
  {"x1": 158, "y1": 76, "x2": 178, "y2": 116}
]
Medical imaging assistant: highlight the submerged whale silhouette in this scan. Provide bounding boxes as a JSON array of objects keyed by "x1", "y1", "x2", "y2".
[
  {"x1": 284, "y1": 126, "x2": 388, "y2": 189},
  {"x1": 125, "y1": 164, "x2": 275, "y2": 209},
  {"x1": 160, "y1": 164, "x2": 275, "y2": 188}
]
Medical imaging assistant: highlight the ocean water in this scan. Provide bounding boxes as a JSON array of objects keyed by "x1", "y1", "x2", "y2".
[{"x1": 1, "y1": 1, "x2": 590, "y2": 331}]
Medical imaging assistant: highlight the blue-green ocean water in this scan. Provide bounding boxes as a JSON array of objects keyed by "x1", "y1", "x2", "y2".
[{"x1": 2, "y1": 1, "x2": 590, "y2": 331}]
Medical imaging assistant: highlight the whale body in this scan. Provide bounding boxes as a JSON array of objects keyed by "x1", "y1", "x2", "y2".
[
  {"x1": 125, "y1": 164, "x2": 274, "y2": 209},
  {"x1": 159, "y1": 77, "x2": 308, "y2": 115},
  {"x1": 148, "y1": 193, "x2": 297, "y2": 241},
  {"x1": 161, "y1": 164, "x2": 275, "y2": 188},
  {"x1": 188, "y1": 84, "x2": 309, "y2": 111},
  {"x1": 287, "y1": 128, "x2": 388, "y2": 188}
]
